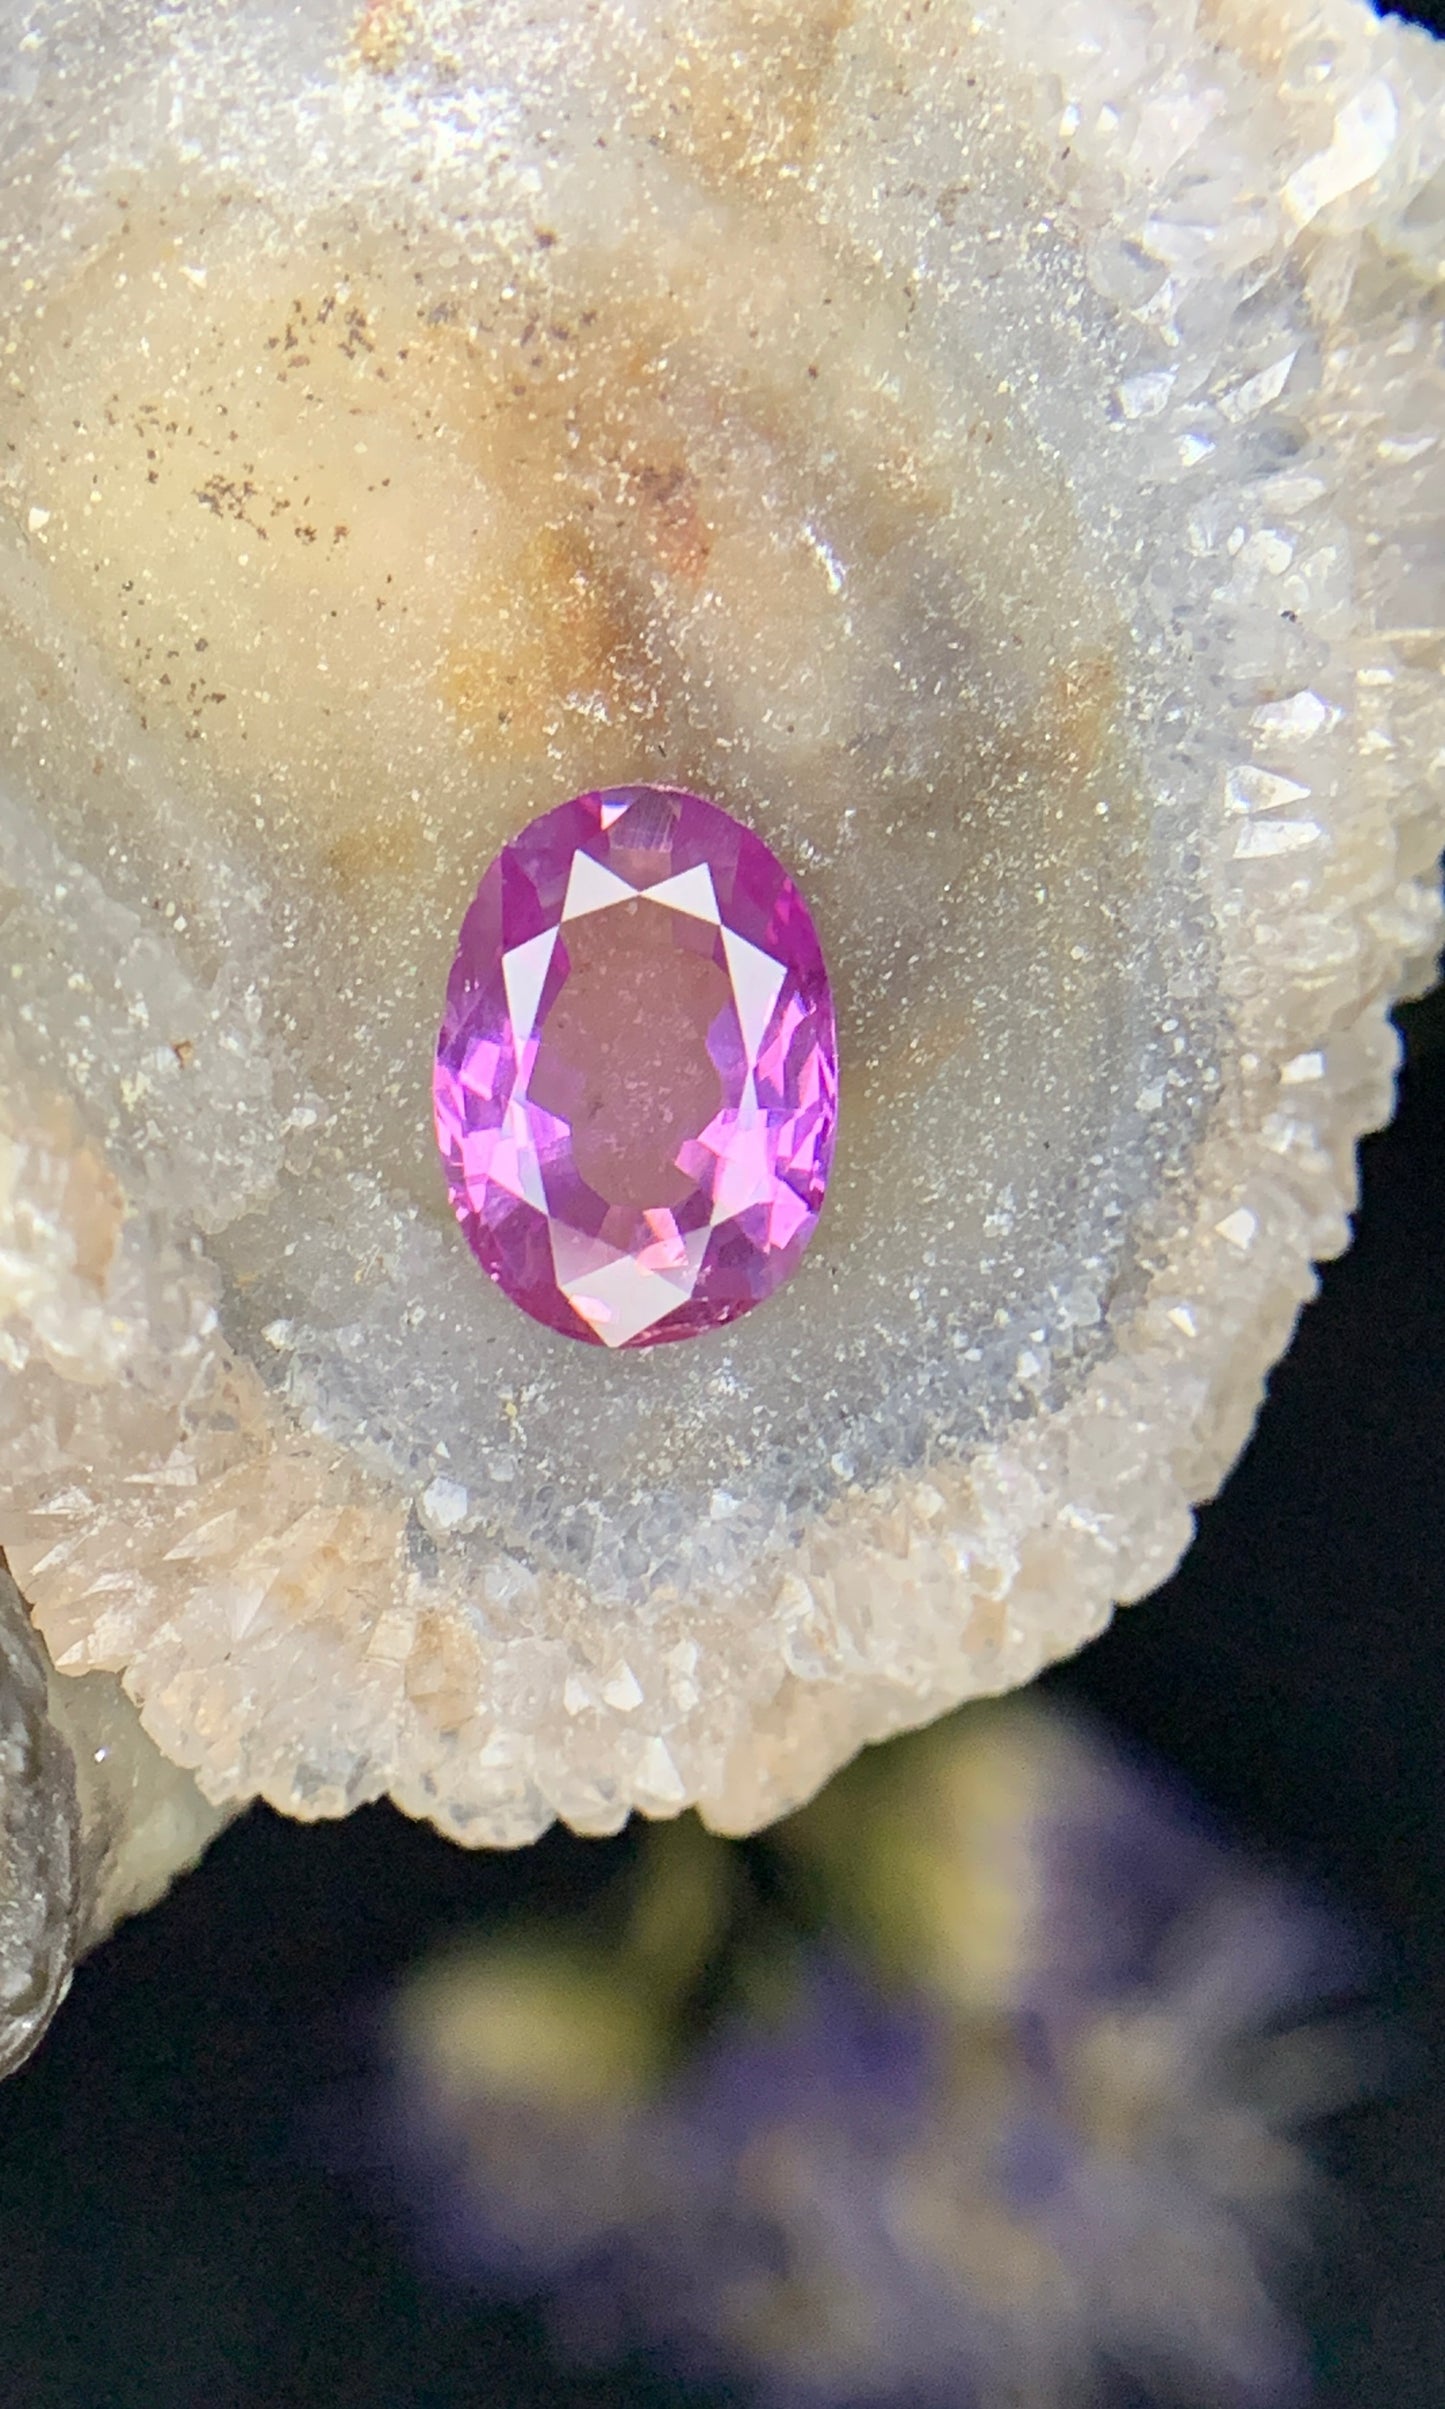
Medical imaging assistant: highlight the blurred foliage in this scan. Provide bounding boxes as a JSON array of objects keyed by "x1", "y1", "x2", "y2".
[{"x1": 369, "y1": 1697, "x2": 1363, "y2": 2409}]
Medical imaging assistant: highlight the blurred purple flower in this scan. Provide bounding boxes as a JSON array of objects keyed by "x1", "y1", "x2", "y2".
[{"x1": 362, "y1": 1706, "x2": 1364, "y2": 2409}]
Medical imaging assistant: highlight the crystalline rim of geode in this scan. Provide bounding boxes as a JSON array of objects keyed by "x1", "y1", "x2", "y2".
[{"x1": 0, "y1": 0, "x2": 1441, "y2": 1848}]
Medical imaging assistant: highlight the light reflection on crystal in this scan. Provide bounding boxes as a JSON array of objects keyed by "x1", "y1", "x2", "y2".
[
  {"x1": 434, "y1": 787, "x2": 838, "y2": 1348},
  {"x1": 0, "y1": 0, "x2": 1438, "y2": 1845}
]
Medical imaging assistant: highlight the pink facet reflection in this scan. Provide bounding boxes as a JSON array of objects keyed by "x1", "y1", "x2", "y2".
[{"x1": 433, "y1": 786, "x2": 838, "y2": 1348}]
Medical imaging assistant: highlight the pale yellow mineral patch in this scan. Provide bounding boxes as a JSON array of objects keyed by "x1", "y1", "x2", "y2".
[
  {"x1": 0, "y1": 0, "x2": 1439, "y2": 1853},
  {"x1": 352, "y1": 0, "x2": 420, "y2": 76}
]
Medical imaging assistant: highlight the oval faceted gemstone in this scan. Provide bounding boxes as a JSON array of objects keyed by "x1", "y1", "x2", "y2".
[{"x1": 434, "y1": 787, "x2": 838, "y2": 1349}]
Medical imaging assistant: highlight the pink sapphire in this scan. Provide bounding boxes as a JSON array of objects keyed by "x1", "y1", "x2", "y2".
[{"x1": 434, "y1": 786, "x2": 838, "y2": 1349}]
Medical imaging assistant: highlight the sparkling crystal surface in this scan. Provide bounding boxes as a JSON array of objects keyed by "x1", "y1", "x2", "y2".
[
  {"x1": 0, "y1": 0, "x2": 1439, "y2": 1851},
  {"x1": 435, "y1": 788, "x2": 837, "y2": 1349}
]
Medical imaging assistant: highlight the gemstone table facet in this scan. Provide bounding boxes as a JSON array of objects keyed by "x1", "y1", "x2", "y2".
[{"x1": 433, "y1": 787, "x2": 838, "y2": 1348}]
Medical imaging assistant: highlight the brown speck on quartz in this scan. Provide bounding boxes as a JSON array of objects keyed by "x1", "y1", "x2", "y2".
[{"x1": 0, "y1": 0, "x2": 1439, "y2": 1890}]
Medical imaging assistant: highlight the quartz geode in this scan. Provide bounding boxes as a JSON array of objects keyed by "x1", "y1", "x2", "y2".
[{"x1": 0, "y1": 0, "x2": 1441, "y2": 1870}]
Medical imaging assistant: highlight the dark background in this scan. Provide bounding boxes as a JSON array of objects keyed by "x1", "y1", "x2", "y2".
[
  {"x1": 0, "y1": 1009, "x2": 1437, "y2": 2409},
  {"x1": 2, "y1": 0, "x2": 1443, "y2": 2381}
]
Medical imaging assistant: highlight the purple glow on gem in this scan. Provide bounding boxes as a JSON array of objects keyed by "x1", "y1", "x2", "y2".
[{"x1": 433, "y1": 785, "x2": 838, "y2": 1348}]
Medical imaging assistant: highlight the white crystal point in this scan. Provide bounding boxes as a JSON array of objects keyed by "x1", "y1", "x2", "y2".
[{"x1": 0, "y1": 0, "x2": 1440, "y2": 1856}]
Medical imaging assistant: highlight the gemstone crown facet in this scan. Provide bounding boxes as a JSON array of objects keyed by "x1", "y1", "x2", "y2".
[{"x1": 433, "y1": 785, "x2": 838, "y2": 1348}]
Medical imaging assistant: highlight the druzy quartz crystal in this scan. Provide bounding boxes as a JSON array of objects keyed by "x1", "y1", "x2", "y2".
[
  {"x1": 434, "y1": 787, "x2": 837, "y2": 1349},
  {"x1": 0, "y1": 0, "x2": 1441, "y2": 2022}
]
